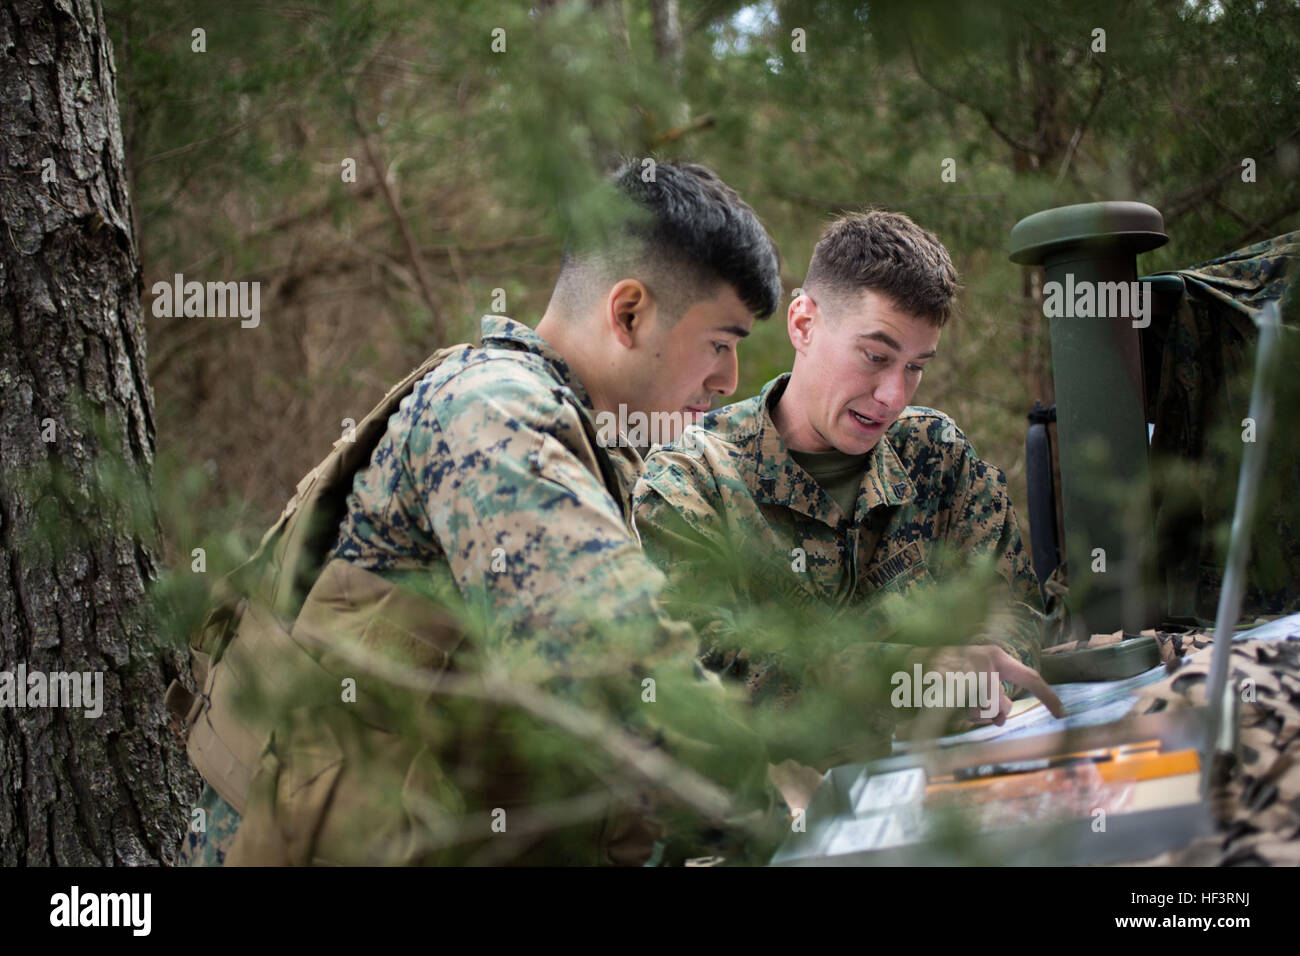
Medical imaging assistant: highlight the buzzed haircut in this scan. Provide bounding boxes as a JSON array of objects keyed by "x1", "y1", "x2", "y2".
[
  {"x1": 803, "y1": 211, "x2": 959, "y2": 327},
  {"x1": 551, "y1": 160, "x2": 782, "y2": 322}
]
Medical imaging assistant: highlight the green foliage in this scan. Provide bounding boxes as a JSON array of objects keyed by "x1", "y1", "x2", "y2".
[{"x1": 95, "y1": 0, "x2": 1300, "y2": 863}]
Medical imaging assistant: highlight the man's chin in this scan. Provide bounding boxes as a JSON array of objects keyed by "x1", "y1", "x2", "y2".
[{"x1": 836, "y1": 431, "x2": 882, "y2": 456}]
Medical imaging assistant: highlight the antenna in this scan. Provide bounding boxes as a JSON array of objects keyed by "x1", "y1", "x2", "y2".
[{"x1": 1202, "y1": 299, "x2": 1284, "y2": 790}]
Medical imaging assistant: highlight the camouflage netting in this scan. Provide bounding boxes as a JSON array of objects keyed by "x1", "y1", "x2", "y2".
[
  {"x1": 1150, "y1": 233, "x2": 1300, "y2": 621},
  {"x1": 1126, "y1": 629, "x2": 1300, "y2": 866}
]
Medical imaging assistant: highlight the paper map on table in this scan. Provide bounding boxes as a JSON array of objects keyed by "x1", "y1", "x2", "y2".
[{"x1": 892, "y1": 612, "x2": 1300, "y2": 753}]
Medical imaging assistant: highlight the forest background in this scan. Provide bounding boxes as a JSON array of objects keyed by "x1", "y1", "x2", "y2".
[
  {"x1": 118, "y1": 0, "x2": 1300, "y2": 562},
  {"x1": 2, "y1": 0, "x2": 1298, "y2": 865}
]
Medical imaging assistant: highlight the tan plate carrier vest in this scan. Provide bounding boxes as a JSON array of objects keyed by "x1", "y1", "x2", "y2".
[{"x1": 163, "y1": 343, "x2": 470, "y2": 816}]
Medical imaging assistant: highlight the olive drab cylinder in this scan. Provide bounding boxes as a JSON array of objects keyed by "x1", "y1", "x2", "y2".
[{"x1": 1010, "y1": 201, "x2": 1168, "y2": 638}]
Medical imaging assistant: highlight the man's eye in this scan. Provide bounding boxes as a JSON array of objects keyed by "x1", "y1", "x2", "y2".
[
  {"x1": 713, "y1": 342, "x2": 731, "y2": 354},
  {"x1": 907, "y1": 364, "x2": 924, "y2": 374},
  {"x1": 866, "y1": 352, "x2": 886, "y2": 364}
]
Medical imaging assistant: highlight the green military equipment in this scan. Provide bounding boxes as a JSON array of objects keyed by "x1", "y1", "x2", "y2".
[
  {"x1": 1010, "y1": 201, "x2": 1168, "y2": 639},
  {"x1": 1038, "y1": 635, "x2": 1162, "y2": 684},
  {"x1": 1023, "y1": 400, "x2": 1059, "y2": 604}
]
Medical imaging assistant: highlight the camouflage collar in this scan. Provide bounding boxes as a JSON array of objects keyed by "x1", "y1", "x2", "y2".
[
  {"x1": 754, "y1": 374, "x2": 915, "y2": 527},
  {"x1": 478, "y1": 314, "x2": 596, "y2": 410}
]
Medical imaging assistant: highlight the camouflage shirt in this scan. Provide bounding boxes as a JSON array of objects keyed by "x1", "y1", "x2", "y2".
[
  {"x1": 634, "y1": 373, "x2": 1044, "y2": 705},
  {"x1": 329, "y1": 314, "x2": 689, "y2": 655},
  {"x1": 193, "y1": 316, "x2": 773, "y2": 867}
]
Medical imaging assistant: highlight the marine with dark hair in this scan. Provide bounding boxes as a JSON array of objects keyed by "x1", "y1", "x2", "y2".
[
  {"x1": 553, "y1": 160, "x2": 782, "y2": 323},
  {"x1": 635, "y1": 210, "x2": 1065, "y2": 742},
  {"x1": 177, "y1": 159, "x2": 782, "y2": 866}
]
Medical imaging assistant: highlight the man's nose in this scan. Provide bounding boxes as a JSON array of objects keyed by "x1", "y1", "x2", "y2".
[
  {"x1": 874, "y1": 366, "x2": 908, "y2": 412},
  {"x1": 707, "y1": 350, "x2": 739, "y2": 397}
]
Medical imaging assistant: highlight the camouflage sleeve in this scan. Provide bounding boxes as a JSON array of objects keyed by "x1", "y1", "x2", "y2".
[
  {"x1": 637, "y1": 439, "x2": 1047, "y2": 712},
  {"x1": 415, "y1": 361, "x2": 772, "y2": 823},
  {"x1": 636, "y1": 450, "x2": 876, "y2": 709},
  {"x1": 632, "y1": 448, "x2": 728, "y2": 600},
  {"x1": 634, "y1": 450, "x2": 793, "y2": 701},
  {"x1": 636, "y1": 452, "x2": 912, "y2": 767},
  {"x1": 942, "y1": 445, "x2": 1046, "y2": 677},
  {"x1": 416, "y1": 359, "x2": 691, "y2": 660}
]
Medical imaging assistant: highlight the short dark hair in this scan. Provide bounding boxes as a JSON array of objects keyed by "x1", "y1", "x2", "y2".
[
  {"x1": 803, "y1": 211, "x2": 959, "y2": 327},
  {"x1": 553, "y1": 160, "x2": 782, "y2": 321}
]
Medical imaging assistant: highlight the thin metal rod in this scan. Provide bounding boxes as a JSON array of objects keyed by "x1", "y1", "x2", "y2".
[{"x1": 1202, "y1": 300, "x2": 1284, "y2": 789}]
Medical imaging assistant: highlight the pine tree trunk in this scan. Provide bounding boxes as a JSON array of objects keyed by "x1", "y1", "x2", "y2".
[{"x1": 0, "y1": 0, "x2": 196, "y2": 864}]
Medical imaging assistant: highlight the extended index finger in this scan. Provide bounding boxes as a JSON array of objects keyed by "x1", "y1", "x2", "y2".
[{"x1": 996, "y1": 657, "x2": 1067, "y2": 718}]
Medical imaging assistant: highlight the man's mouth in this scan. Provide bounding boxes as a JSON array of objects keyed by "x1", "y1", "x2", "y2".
[
  {"x1": 848, "y1": 409, "x2": 886, "y2": 433},
  {"x1": 684, "y1": 403, "x2": 711, "y2": 415}
]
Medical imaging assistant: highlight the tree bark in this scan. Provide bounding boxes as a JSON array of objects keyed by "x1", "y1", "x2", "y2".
[{"x1": 0, "y1": 0, "x2": 195, "y2": 864}]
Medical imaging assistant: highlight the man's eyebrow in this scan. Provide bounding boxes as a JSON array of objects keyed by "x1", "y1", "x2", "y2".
[
  {"x1": 857, "y1": 330, "x2": 937, "y2": 359},
  {"x1": 716, "y1": 324, "x2": 751, "y2": 338}
]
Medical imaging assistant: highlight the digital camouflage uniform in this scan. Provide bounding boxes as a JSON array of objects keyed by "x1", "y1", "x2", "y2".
[
  {"x1": 634, "y1": 373, "x2": 1044, "y2": 710},
  {"x1": 327, "y1": 314, "x2": 679, "y2": 644},
  {"x1": 186, "y1": 315, "x2": 767, "y2": 866}
]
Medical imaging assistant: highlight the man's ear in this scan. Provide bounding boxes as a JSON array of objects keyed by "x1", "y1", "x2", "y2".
[
  {"x1": 604, "y1": 278, "x2": 655, "y2": 349},
  {"x1": 788, "y1": 292, "x2": 818, "y2": 355}
]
